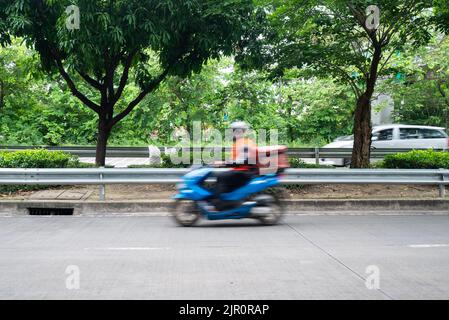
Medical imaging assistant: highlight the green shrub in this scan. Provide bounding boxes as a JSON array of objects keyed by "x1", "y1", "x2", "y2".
[
  {"x1": 0, "y1": 149, "x2": 90, "y2": 193},
  {"x1": 380, "y1": 149, "x2": 449, "y2": 169},
  {"x1": 130, "y1": 155, "x2": 336, "y2": 170},
  {"x1": 0, "y1": 149, "x2": 75, "y2": 168},
  {"x1": 161, "y1": 153, "x2": 193, "y2": 168},
  {"x1": 129, "y1": 152, "x2": 230, "y2": 169},
  {"x1": 289, "y1": 157, "x2": 334, "y2": 169},
  {"x1": 68, "y1": 161, "x2": 98, "y2": 168},
  {"x1": 129, "y1": 154, "x2": 193, "y2": 168},
  {"x1": 369, "y1": 161, "x2": 385, "y2": 169}
]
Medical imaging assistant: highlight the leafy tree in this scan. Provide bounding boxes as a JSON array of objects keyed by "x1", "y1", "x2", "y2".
[
  {"x1": 0, "y1": 40, "x2": 47, "y2": 144},
  {"x1": 0, "y1": 42, "x2": 357, "y2": 147},
  {"x1": 0, "y1": 0, "x2": 10, "y2": 46},
  {"x1": 0, "y1": 40, "x2": 100, "y2": 145},
  {"x1": 1, "y1": 0, "x2": 253, "y2": 165},
  {"x1": 433, "y1": 0, "x2": 449, "y2": 33},
  {"x1": 278, "y1": 73, "x2": 355, "y2": 143},
  {"x1": 238, "y1": 0, "x2": 433, "y2": 167},
  {"x1": 379, "y1": 34, "x2": 449, "y2": 129},
  {"x1": 151, "y1": 59, "x2": 229, "y2": 141},
  {"x1": 218, "y1": 66, "x2": 287, "y2": 136}
]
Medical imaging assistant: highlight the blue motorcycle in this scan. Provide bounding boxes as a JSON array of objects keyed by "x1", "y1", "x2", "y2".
[{"x1": 172, "y1": 166, "x2": 285, "y2": 227}]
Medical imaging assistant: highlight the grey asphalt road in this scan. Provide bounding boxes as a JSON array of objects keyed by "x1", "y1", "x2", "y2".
[{"x1": 0, "y1": 214, "x2": 449, "y2": 300}]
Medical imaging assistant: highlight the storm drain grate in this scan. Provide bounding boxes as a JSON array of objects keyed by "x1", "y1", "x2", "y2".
[{"x1": 28, "y1": 208, "x2": 74, "y2": 216}]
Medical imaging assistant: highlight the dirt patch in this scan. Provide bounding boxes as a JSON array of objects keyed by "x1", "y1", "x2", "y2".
[
  {"x1": 1, "y1": 183, "x2": 443, "y2": 200},
  {"x1": 87, "y1": 184, "x2": 177, "y2": 201},
  {"x1": 283, "y1": 184, "x2": 442, "y2": 199}
]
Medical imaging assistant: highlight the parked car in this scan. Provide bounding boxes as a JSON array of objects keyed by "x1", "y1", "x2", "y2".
[{"x1": 320, "y1": 124, "x2": 449, "y2": 166}]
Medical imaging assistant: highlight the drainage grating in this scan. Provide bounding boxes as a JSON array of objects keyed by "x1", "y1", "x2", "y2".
[{"x1": 28, "y1": 208, "x2": 74, "y2": 216}]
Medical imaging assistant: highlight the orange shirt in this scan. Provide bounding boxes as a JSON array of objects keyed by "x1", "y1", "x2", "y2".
[{"x1": 231, "y1": 138, "x2": 257, "y2": 170}]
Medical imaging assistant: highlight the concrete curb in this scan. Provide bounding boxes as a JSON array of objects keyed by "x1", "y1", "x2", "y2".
[{"x1": 1, "y1": 198, "x2": 449, "y2": 216}]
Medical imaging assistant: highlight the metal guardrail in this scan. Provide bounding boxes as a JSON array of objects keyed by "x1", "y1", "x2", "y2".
[
  {"x1": 1, "y1": 168, "x2": 448, "y2": 200},
  {"x1": 1, "y1": 146, "x2": 448, "y2": 164}
]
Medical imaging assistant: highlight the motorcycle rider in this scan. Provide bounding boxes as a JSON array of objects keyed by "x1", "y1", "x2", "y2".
[{"x1": 211, "y1": 121, "x2": 259, "y2": 210}]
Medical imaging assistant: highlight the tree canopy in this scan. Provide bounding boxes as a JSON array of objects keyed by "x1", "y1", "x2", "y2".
[
  {"x1": 237, "y1": 0, "x2": 434, "y2": 167},
  {"x1": 1, "y1": 0, "x2": 254, "y2": 165},
  {"x1": 1, "y1": 0, "x2": 448, "y2": 168}
]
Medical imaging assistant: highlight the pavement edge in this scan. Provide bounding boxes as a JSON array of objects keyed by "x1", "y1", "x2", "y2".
[{"x1": 1, "y1": 198, "x2": 449, "y2": 215}]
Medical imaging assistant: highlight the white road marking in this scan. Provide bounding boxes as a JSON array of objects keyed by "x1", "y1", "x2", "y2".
[
  {"x1": 408, "y1": 244, "x2": 449, "y2": 248},
  {"x1": 84, "y1": 247, "x2": 171, "y2": 251}
]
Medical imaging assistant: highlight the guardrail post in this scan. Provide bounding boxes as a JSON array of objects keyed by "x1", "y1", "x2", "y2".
[
  {"x1": 439, "y1": 185, "x2": 445, "y2": 198},
  {"x1": 315, "y1": 147, "x2": 320, "y2": 166},
  {"x1": 99, "y1": 167, "x2": 106, "y2": 201},
  {"x1": 439, "y1": 169, "x2": 446, "y2": 199}
]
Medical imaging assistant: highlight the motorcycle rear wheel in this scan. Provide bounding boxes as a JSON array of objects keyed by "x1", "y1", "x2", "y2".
[{"x1": 172, "y1": 200, "x2": 201, "y2": 227}]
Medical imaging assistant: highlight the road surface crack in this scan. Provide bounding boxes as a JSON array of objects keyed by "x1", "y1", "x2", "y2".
[{"x1": 286, "y1": 223, "x2": 395, "y2": 300}]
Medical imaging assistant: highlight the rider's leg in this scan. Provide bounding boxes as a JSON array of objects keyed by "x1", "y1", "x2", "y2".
[{"x1": 210, "y1": 170, "x2": 256, "y2": 211}]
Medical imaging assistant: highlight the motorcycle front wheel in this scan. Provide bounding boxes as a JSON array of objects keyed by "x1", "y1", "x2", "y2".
[
  {"x1": 254, "y1": 193, "x2": 285, "y2": 226},
  {"x1": 172, "y1": 200, "x2": 201, "y2": 227}
]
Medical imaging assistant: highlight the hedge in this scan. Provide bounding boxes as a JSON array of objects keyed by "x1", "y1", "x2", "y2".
[
  {"x1": 0, "y1": 149, "x2": 92, "y2": 193},
  {"x1": 129, "y1": 154, "x2": 198, "y2": 168},
  {"x1": 0, "y1": 149, "x2": 78, "y2": 168},
  {"x1": 289, "y1": 158, "x2": 334, "y2": 169},
  {"x1": 129, "y1": 153, "x2": 335, "y2": 169},
  {"x1": 381, "y1": 149, "x2": 449, "y2": 169}
]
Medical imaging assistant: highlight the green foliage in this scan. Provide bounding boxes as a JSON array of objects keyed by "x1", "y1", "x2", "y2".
[
  {"x1": 3, "y1": 0, "x2": 253, "y2": 77},
  {"x1": 0, "y1": 149, "x2": 75, "y2": 168},
  {"x1": 239, "y1": 0, "x2": 433, "y2": 86},
  {"x1": 379, "y1": 35, "x2": 449, "y2": 129},
  {"x1": 1, "y1": 0, "x2": 255, "y2": 166},
  {"x1": 289, "y1": 157, "x2": 334, "y2": 169},
  {"x1": 0, "y1": 0, "x2": 9, "y2": 46},
  {"x1": 129, "y1": 153, "x2": 221, "y2": 168},
  {"x1": 218, "y1": 66, "x2": 287, "y2": 137},
  {"x1": 0, "y1": 43, "x2": 354, "y2": 146},
  {"x1": 129, "y1": 155, "x2": 334, "y2": 169},
  {"x1": 2, "y1": 1, "x2": 448, "y2": 157},
  {"x1": 434, "y1": 0, "x2": 449, "y2": 33},
  {"x1": 238, "y1": 0, "x2": 434, "y2": 168},
  {"x1": 143, "y1": 59, "x2": 232, "y2": 142},
  {"x1": 380, "y1": 149, "x2": 449, "y2": 169},
  {"x1": 279, "y1": 75, "x2": 354, "y2": 142},
  {"x1": 160, "y1": 154, "x2": 192, "y2": 168},
  {"x1": 0, "y1": 149, "x2": 88, "y2": 192}
]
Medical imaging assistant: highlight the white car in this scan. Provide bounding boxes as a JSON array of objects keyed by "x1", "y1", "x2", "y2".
[{"x1": 320, "y1": 124, "x2": 449, "y2": 166}]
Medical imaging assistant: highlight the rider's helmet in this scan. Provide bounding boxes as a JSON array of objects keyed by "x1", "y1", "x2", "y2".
[{"x1": 230, "y1": 121, "x2": 250, "y2": 139}]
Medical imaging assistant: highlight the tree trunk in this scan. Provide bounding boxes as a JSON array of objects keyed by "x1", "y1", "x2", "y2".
[
  {"x1": 351, "y1": 47, "x2": 382, "y2": 168},
  {"x1": 96, "y1": 117, "x2": 111, "y2": 167},
  {"x1": 351, "y1": 94, "x2": 372, "y2": 168},
  {"x1": 0, "y1": 80, "x2": 4, "y2": 109}
]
